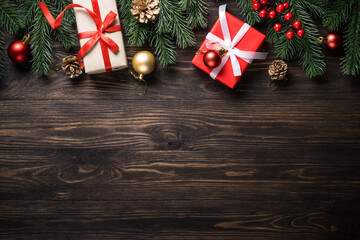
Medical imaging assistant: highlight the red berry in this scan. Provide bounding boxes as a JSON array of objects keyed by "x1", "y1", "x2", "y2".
[
  {"x1": 259, "y1": 9, "x2": 267, "y2": 18},
  {"x1": 273, "y1": 23, "x2": 282, "y2": 32},
  {"x1": 286, "y1": 31, "x2": 295, "y2": 39},
  {"x1": 252, "y1": 0, "x2": 257, "y2": 3},
  {"x1": 276, "y1": 4, "x2": 284, "y2": 13},
  {"x1": 268, "y1": 10, "x2": 277, "y2": 19},
  {"x1": 260, "y1": 0, "x2": 268, "y2": 4},
  {"x1": 292, "y1": 20, "x2": 302, "y2": 30},
  {"x1": 252, "y1": 2, "x2": 261, "y2": 11},
  {"x1": 283, "y1": 2, "x2": 290, "y2": 9},
  {"x1": 284, "y1": 12, "x2": 293, "y2": 21},
  {"x1": 297, "y1": 29, "x2": 305, "y2": 37}
]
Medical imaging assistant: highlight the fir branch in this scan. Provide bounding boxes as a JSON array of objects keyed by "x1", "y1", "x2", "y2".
[
  {"x1": 294, "y1": 0, "x2": 325, "y2": 77},
  {"x1": 341, "y1": 1, "x2": 360, "y2": 76},
  {"x1": 236, "y1": 0, "x2": 261, "y2": 25},
  {"x1": 46, "y1": 3, "x2": 76, "y2": 50},
  {"x1": 157, "y1": 0, "x2": 196, "y2": 48},
  {"x1": 182, "y1": 0, "x2": 209, "y2": 29},
  {"x1": 322, "y1": 0, "x2": 354, "y2": 31},
  {"x1": 0, "y1": 31, "x2": 4, "y2": 79},
  {"x1": 30, "y1": 6, "x2": 53, "y2": 76},
  {"x1": 150, "y1": 32, "x2": 177, "y2": 65},
  {"x1": 0, "y1": 0, "x2": 24, "y2": 34},
  {"x1": 19, "y1": 0, "x2": 39, "y2": 34},
  {"x1": 118, "y1": 0, "x2": 150, "y2": 46}
]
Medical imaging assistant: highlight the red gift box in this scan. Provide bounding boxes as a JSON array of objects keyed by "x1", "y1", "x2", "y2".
[{"x1": 192, "y1": 5, "x2": 266, "y2": 88}]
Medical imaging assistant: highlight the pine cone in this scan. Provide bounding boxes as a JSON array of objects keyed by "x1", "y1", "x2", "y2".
[
  {"x1": 268, "y1": 60, "x2": 287, "y2": 81},
  {"x1": 61, "y1": 55, "x2": 83, "y2": 79},
  {"x1": 131, "y1": 0, "x2": 160, "y2": 24}
]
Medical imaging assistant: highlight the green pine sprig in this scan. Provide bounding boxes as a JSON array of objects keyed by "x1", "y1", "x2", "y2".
[
  {"x1": 30, "y1": 6, "x2": 53, "y2": 76},
  {"x1": 181, "y1": 0, "x2": 209, "y2": 29},
  {"x1": 118, "y1": 0, "x2": 208, "y2": 66},
  {"x1": 157, "y1": 0, "x2": 196, "y2": 49},
  {"x1": 323, "y1": 0, "x2": 360, "y2": 77},
  {"x1": 238, "y1": 0, "x2": 325, "y2": 78},
  {"x1": 0, "y1": 0, "x2": 24, "y2": 34}
]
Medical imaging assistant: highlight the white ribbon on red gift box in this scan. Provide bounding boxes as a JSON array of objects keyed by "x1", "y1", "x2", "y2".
[{"x1": 205, "y1": 4, "x2": 268, "y2": 79}]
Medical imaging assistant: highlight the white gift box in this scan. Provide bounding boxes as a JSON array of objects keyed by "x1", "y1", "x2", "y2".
[{"x1": 73, "y1": 0, "x2": 128, "y2": 74}]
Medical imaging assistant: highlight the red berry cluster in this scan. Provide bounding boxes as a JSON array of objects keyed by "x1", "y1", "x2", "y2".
[{"x1": 252, "y1": 0, "x2": 305, "y2": 39}]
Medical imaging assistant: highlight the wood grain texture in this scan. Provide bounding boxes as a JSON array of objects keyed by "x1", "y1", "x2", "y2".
[{"x1": 1, "y1": 1, "x2": 360, "y2": 239}]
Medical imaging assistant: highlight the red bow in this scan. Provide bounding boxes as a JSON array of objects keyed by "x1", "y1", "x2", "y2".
[{"x1": 38, "y1": 0, "x2": 122, "y2": 72}]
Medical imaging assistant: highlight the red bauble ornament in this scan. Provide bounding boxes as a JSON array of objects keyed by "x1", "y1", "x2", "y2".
[
  {"x1": 252, "y1": 2, "x2": 261, "y2": 11},
  {"x1": 268, "y1": 10, "x2": 277, "y2": 19},
  {"x1": 274, "y1": 23, "x2": 282, "y2": 32},
  {"x1": 7, "y1": 34, "x2": 30, "y2": 64},
  {"x1": 297, "y1": 29, "x2": 305, "y2": 37},
  {"x1": 283, "y1": 2, "x2": 290, "y2": 9},
  {"x1": 260, "y1": 0, "x2": 268, "y2": 5},
  {"x1": 259, "y1": 9, "x2": 267, "y2": 18},
  {"x1": 284, "y1": 12, "x2": 293, "y2": 21},
  {"x1": 252, "y1": 0, "x2": 257, "y2": 2},
  {"x1": 286, "y1": 31, "x2": 295, "y2": 39},
  {"x1": 326, "y1": 33, "x2": 342, "y2": 50},
  {"x1": 276, "y1": 4, "x2": 284, "y2": 13},
  {"x1": 292, "y1": 20, "x2": 302, "y2": 30},
  {"x1": 203, "y1": 50, "x2": 222, "y2": 68}
]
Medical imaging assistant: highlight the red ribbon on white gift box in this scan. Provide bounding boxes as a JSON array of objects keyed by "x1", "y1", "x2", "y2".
[
  {"x1": 38, "y1": 0, "x2": 122, "y2": 72},
  {"x1": 205, "y1": 5, "x2": 268, "y2": 79}
]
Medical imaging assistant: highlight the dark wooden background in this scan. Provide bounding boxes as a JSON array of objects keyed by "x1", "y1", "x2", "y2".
[{"x1": 1, "y1": 2, "x2": 360, "y2": 239}]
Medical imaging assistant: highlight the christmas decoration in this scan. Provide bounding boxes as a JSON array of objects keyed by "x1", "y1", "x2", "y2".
[
  {"x1": 268, "y1": 60, "x2": 288, "y2": 91},
  {"x1": 273, "y1": 23, "x2": 282, "y2": 32},
  {"x1": 39, "y1": 0, "x2": 128, "y2": 74},
  {"x1": 297, "y1": 29, "x2": 305, "y2": 38},
  {"x1": 131, "y1": 50, "x2": 156, "y2": 95},
  {"x1": 284, "y1": 12, "x2": 292, "y2": 21},
  {"x1": 120, "y1": 0, "x2": 209, "y2": 66},
  {"x1": 318, "y1": 33, "x2": 342, "y2": 50},
  {"x1": 192, "y1": 5, "x2": 267, "y2": 88},
  {"x1": 203, "y1": 50, "x2": 222, "y2": 68},
  {"x1": 7, "y1": 34, "x2": 31, "y2": 64},
  {"x1": 132, "y1": 50, "x2": 156, "y2": 76},
  {"x1": 130, "y1": 0, "x2": 160, "y2": 24},
  {"x1": 238, "y1": 0, "x2": 324, "y2": 78},
  {"x1": 323, "y1": 0, "x2": 360, "y2": 76},
  {"x1": 292, "y1": 20, "x2": 302, "y2": 30},
  {"x1": 60, "y1": 55, "x2": 83, "y2": 79},
  {"x1": 286, "y1": 31, "x2": 295, "y2": 40},
  {"x1": 0, "y1": 0, "x2": 24, "y2": 78}
]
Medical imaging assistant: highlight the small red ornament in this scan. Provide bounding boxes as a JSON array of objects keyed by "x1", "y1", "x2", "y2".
[
  {"x1": 252, "y1": 2, "x2": 261, "y2": 11},
  {"x1": 297, "y1": 29, "x2": 305, "y2": 37},
  {"x1": 276, "y1": 4, "x2": 284, "y2": 13},
  {"x1": 268, "y1": 10, "x2": 277, "y2": 19},
  {"x1": 292, "y1": 20, "x2": 302, "y2": 30},
  {"x1": 286, "y1": 31, "x2": 295, "y2": 39},
  {"x1": 283, "y1": 2, "x2": 290, "y2": 9},
  {"x1": 284, "y1": 12, "x2": 292, "y2": 21},
  {"x1": 326, "y1": 33, "x2": 342, "y2": 50},
  {"x1": 7, "y1": 34, "x2": 31, "y2": 64},
  {"x1": 259, "y1": 9, "x2": 267, "y2": 18},
  {"x1": 252, "y1": 0, "x2": 257, "y2": 2},
  {"x1": 260, "y1": 0, "x2": 268, "y2": 5},
  {"x1": 274, "y1": 23, "x2": 282, "y2": 32},
  {"x1": 203, "y1": 50, "x2": 222, "y2": 68}
]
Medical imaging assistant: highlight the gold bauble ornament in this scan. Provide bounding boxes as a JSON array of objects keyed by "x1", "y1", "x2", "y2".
[
  {"x1": 132, "y1": 50, "x2": 156, "y2": 78},
  {"x1": 131, "y1": 51, "x2": 156, "y2": 95}
]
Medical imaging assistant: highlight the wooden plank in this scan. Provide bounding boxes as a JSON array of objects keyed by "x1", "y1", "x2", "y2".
[
  {"x1": 1, "y1": 100, "x2": 360, "y2": 151},
  {"x1": 0, "y1": 200, "x2": 358, "y2": 240},
  {"x1": 1, "y1": 150, "x2": 359, "y2": 201}
]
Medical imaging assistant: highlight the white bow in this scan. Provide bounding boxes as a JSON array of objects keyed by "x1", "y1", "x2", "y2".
[{"x1": 206, "y1": 4, "x2": 268, "y2": 79}]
